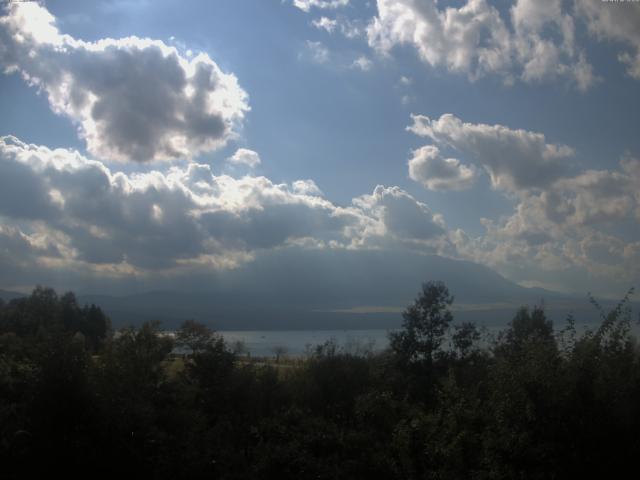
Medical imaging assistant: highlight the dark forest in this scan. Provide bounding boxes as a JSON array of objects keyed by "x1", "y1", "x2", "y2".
[{"x1": 2, "y1": 282, "x2": 639, "y2": 479}]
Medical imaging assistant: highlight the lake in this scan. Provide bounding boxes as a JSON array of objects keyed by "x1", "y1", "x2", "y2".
[
  {"x1": 217, "y1": 321, "x2": 616, "y2": 357},
  {"x1": 218, "y1": 329, "x2": 392, "y2": 357}
]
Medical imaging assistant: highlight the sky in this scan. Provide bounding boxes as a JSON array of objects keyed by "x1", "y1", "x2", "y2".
[{"x1": 0, "y1": 0, "x2": 639, "y2": 299}]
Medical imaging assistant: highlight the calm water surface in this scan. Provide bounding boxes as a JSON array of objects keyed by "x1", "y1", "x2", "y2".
[
  {"x1": 219, "y1": 329, "x2": 391, "y2": 357},
  {"x1": 218, "y1": 322, "x2": 613, "y2": 357}
]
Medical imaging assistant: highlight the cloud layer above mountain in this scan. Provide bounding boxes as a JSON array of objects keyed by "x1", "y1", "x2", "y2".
[{"x1": 0, "y1": 135, "x2": 450, "y2": 284}]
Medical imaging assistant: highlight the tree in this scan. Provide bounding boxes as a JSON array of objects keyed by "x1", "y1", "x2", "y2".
[
  {"x1": 82, "y1": 303, "x2": 110, "y2": 352},
  {"x1": 231, "y1": 339, "x2": 248, "y2": 357},
  {"x1": 497, "y1": 305, "x2": 554, "y2": 355},
  {"x1": 452, "y1": 322, "x2": 481, "y2": 359},
  {"x1": 272, "y1": 345, "x2": 287, "y2": 363},
  {"x1": 176, "y1": 319, "x2": 215, "y2": 355},
  {"x1": 389, "y1": 281, "x2": 454, "y2": 365}
]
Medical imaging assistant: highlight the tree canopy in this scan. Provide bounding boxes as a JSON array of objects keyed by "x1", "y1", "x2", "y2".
[{"x1": 1, "y1": 283, "x2": 639, "y2": 478}]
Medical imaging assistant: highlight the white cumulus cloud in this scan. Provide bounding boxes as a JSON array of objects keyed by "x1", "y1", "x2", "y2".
[
  {"x1": 312, "y1": 16, "x2": 338, "y2": 33},
  {"x1": 447, "y1": 154, "x2": 640, "y2": 295},
  {"x1": 408, "y1": 145, "x2": 477, "y2": 191},
  {"x1": 0, "y1": 3, "x2": 249, "y2": 163},
  {"x1": 367, "y1": 0, "x2": 596, "y2": 90},
  {"x1": 576, "y1": 0, "x2": 640, "y2": 79},
  {"x1": 353, "y1": 185, "x2": 449, "y2": 252},
  {"x1": 228, "y1": 148, "x2": 261, "y2": 168},
  {"x1": 351, "y1": 55, "x2": 373, "y2": 71},
  {"x1": 293, "y1": 0, "x2": 350, "y2": 13},
  {"x1": 0, "y1": 136, "x2": 453, "y2": 278},
  {"x1": 409, "y1": 113, "x2": 573, "y2": 192}
]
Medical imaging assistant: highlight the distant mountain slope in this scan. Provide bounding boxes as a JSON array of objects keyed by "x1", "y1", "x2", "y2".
[
  {"x1": 0, "y1": 289, "x2": 26, "y2": 302},
  {"x1": 76, "y1": 249, "x2": 611, "y2": 330}
]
